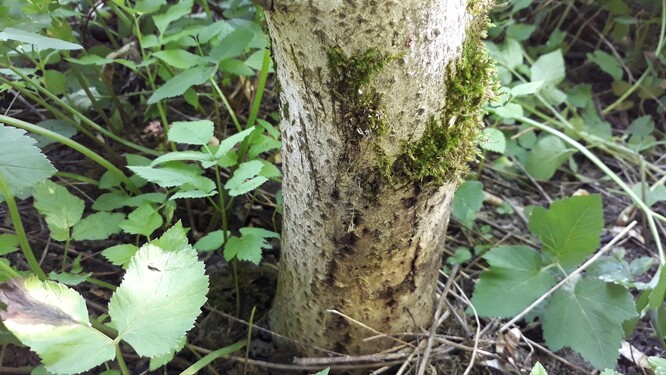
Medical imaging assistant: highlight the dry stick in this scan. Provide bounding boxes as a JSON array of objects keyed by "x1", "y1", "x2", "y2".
[
  {"x1": 499, "y1": 220, "x2": 639, "y2": 333},
  {"x1": 456, "y1": 282, "x2": 482, "y2": 375},
  {"x1": 326, "y1": 309, "x2": 415, "y2": 348},
  {"x1": 416, "y1": 265, "x2": 459, "y2": 375}
]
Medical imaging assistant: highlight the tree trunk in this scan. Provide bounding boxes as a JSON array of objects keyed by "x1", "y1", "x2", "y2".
[{"x1": 266, "y1": 0, "x2": 495, "y2": 355}]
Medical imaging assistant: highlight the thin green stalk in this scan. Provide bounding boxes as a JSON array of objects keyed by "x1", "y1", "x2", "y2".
[
  {"x1": 115, "y1": 345, "x2": 129, "y2": 375},
  {"x1": 211, "y1": 79, "x2": 243, "y2": 132},
  {"x1": 7, "y1": 67, "x2": 159, "y2": 156},
  {"x1": 246, "y1": 48, "x2": 272, "y2": 130},
  {"x1": 55, "y1": 172, "x2": 99, "y2": 186},
  {"x1": 0, "y1": 174, "x2": 47, "y2": 280},
  {"x1": 0, "y1": 260, "x2": 21, "y2": 279},
  {"x1": 0, "y1": 115, "x2": 141, "y2": 195},
  {"x1": 231, "y1": 259, "x2": 240, "y2": 316},
  {"x1": 62, "y1": 236, "x2": 71, "y2": 272},
  {"x1": 69, "y1": 64, "x2": 118, "y2": 133},
  {"x1": 86, "y1": 277, "x2": 117, "y2": 290},
  {"x1": 243, "y1": 306, "x2": 256, "y2": 375},
  {"x1": 602, "y1": 0, "x2": 666, "y2": 115},
  {"x1": 181, "y1": 341, "x2": 245, "y2": 375},
  {"x1": 91, "y1": 318, "x2": 117, "y2": 339},
  {"x1": 512, "y1": 114, "x2": 664, "y2": 263}
]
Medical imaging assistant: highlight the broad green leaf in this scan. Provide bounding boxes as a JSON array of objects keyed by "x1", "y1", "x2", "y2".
[
  {"x1": 225, "y1": 160, "x2": 268, "y2": 196},
  {"x1": 511, "y1": 81, "x2": 545, "y2": 97},
  {"x1": 0, "y1": 28, "x2": 82, "y2": 51},
  {"x1": 168, "y1": 120, "x2": 214, "y2": 145},
  {"x1": 93, "y1": 190, "x2": 131, "y2": 211},
  {"x1": 134, "y1": 0, "x2": 166, "y2": 13},
  {"x1": 149, "y1": 336, "x2": 185, "y2": 370},
  {"x1": 0, "y1": 277, "x2": 114, "y2": 374},
  {"x1": 215, "y1": 127, "x2": 255, "y2": 159},
  {"x1": 67, "y1": 55, "x2": 114, "y2": 65},
  {"x1": 506, "y1": 23, "x2": 536, "y2": 41},
  {"x1": 101, "y1": 244, "x2": 139, "y2": 268},
  {"x1": 48, "y1": 271, "x2": 92, "y2": 286},
  {"x1": 531, "y1": 50, "x2": 565, "y2": 86},
  {"x1": 72, "y1": 212, "x2": 125, "y2": 241},
  {"x1": 119, "y1": 203, "x2": 163, "y2": 237},
  {"x1": 33, "y1": 180, "x2": 84, "y2": 241},
  {"x1": 451, "y1": 181, "x2": 484, "y2": 228},
  {"x1": 209, "y1": 27, "x2": 253, "y2": 61},
  {"x1": 567, "y1": 84, "x2": 592, "y2": 108},
  {"x1": 43, "y1": 70, "x2": 67, "y2": 95},
  {"x1": 448, "y1": 247, "x2": 472, "y2": 265},
  {"x1": 150, "y1": 150, "x2": 215, "y2": 167},
  {"x1": 150, "y1": 221, "x2": 190, "y2": 251},
  {"x1": 0, "y1": 234, "x2": 18, "y2": 256},
  {"x1": 649, "y1": 356, "x2": 666, "y2": 374},
  {"x1": 587, "y1": 50, "x2": 623, "y2": 81},
  {"x1": 524, "y1": 135, "x2": 573, "y2": 180},
  {"x1": 600, "y1": 370, "x2": 622, "y2": 375},
  {"x1": 194, "y1": 230, "x2": 227, "y2": 252},
  {"x1": 627, "y1": 115, "x2": 655, "y2": 137},
  {"x1": 486, "y1": 38, "x2": 523, "y2": 70},
  {"x1": 648, "y1": 267, "x2": 666, "y2": 309},
  {"x1": 218, "y1": 59, "x2": 254, "y2": 76},
  {"x1": 479, "y1": 128, "x2": 506, "y2": 154},
  {"x1": 312, "y1": 369, "x2": 330, "y2": 375},
  {"x1": 0, "y1": 125, "x2": 56, "y2": 200},
  {"x1": 530, "y1": 362, "x2": 547, "y2": 375},
  {"x1": 29, "y1": 120, "x2": 77, "y2": 149},
  {"x1": 152, "y1": 0, "x2": 192, "y2": 35},
  {"x1": 125, "y1": 193, "x2": 168, "y2": 207},
  {"x1": 492, "y1": 102, "x2": 524, "y2": 119},
  {"x1": 528, "y1": 195, "x2": 603, "y2": 268},
  {"x1": 580, "y1": 103, "x2": 612, "y2": 140},
  {"x1": 224, "y1": 227, "x2": 279, "y2": 264},
  {"x1": 147, "y1": 65, "x2": 217, "y2": 104},
  {"x1": 249, "y1": 134, "x2": 281, "y2": 159},
  {"x1": 153, "y1": 49, "x2": 202, "y2": 69},
  {"x1": 129, "y1": 164, "x2": 211, "y2": 189},
  {"x1": 471, "y1": 246, "x2": 556, "y2": 317},
  {"x1": 108, "y1": 244, "x2": 208, "y2": 357},
  {"x1": 542, "y1": 279, "x2": 636, "y2": 370}
]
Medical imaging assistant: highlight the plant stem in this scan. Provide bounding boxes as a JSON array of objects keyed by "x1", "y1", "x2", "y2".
[
  {"x1": 181, "y1": 341, "x2": 245, "y2": 375},
  {"x1": 115, "y1": 345, "x2": 129, "y2": 375},
  {"x1": 246, "y1": 48, "x2": 272, "y2": 130},
  {"x1": 0, "y1": 260, "x2": 21, "y2": 279},
  {"x1": 0, "y1": 115, "x2": 141, "y2": 195},
  {"x1": 62, "y1": 236, "x2": 71, "y2": 272},
  {"x1": 87, "y1": 277, "x2": 117, "y2": 290},
  {"x1": 244, "y1": 306, "x2": 256, "y2": 375},
  {"x1": 0, "y1": 174, "x2": 47, "y2": 280},
  {"x1": 210, "y1": 79, "x2": 242, "y2": 132}
]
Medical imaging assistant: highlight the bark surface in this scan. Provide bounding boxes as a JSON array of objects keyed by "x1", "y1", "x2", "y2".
[{"x1": 266, "y1": 0, "x2": 486, "y2": 355}]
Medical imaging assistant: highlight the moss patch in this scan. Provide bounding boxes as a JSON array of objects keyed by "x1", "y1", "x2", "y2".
[
  {"x1": 327, "y1": 47, "x2": 395, "y2": 137},
  {"x1": 391, "y1": 14, "x2": 497, "y2": 186}
]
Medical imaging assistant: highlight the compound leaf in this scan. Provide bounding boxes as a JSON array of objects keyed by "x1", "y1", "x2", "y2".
[{"x1": 224, "y1": 227, "x2": 278, "y2": 264}]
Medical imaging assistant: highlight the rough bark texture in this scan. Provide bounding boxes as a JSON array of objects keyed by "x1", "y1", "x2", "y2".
[{"x1": 266, "y1": 0, "x2": 494, "y2": 355}]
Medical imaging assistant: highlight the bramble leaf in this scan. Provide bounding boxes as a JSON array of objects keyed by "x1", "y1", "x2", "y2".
[
  {"x1": 194, "y1": 230, "x2": 227, "y2": 252},
  {"x1": 471, "y1": 246, "x2": 556, "y2": 317},
  {"x1": 524, "y1": 135, "x2": 573, "y2": 180},
  {"x1": 0, "y1": 277, "x2": 114, "y2": 374},
  {"x1": 542, "y1": 278, "x2": 636, "y2": 370},
  {"x1": 528, "y1": 194, "x2": 603, "y2": 268},
  {"x1": 108, "y1": 243, "x2": 208, "y2": 357},
  {"x1": 102, "y1": 244, "x2": 139, "y2": 268}
]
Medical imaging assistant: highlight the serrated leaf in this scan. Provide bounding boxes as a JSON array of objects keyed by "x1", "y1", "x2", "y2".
[
  {"x1": 0, "y1": 234, "x2": 18, "y2": 256},
  {"x1": 119, "y1": 203, "x2": 163, "y2": 237},
  {"x1": 149, "y1": 335, "x2": 185, "y2": 370},
  {"x1": 128, "y1": 165, "x2": 210, "y2": 189},
  {"x1": 627, "y1": 115, "x2": 654, "y2": 137},
  {"x1": 542, "y1": 278, "x2": 636, "y2": 370},
  {"x1": 150, "y1": 151, "x2": 215, "y2": 167},
  {"x1": 152, "y1": 0, "x2": 192, "y2": 35},
  {"x1": 479, "y1": 128, "x2": 506, "y2": 154},
  {"x1": 528, "y1": 195, "x2": 603, "y2": 269},
  {"x1": 219, "y1": 59, "x2": 254, "y2": 76},
  {"x1": 108, "y1": 244, "x2": 208, "y2": 357},
  {"x1": 93, "y1": 190, "x2": 131, "y2": 211},
  {"x1": 471, "y1": 246, "x2": 556, "y2": 317},
  {"x1": 530, "y1": 362, "x2": 547, "y2": 375},
  {"x1": 0, "y1": 125, "x2": 56, "y2": 200},
  {"x1": 150, "y1": 221, "x2": 189, "y2": 251},
  {"x1": 531, "y1": 50, "x2": 565, "y2": 86},
  {"x1": 0, "y1": 277, "x2": 114, "y2": 374},
  {"x1": 451, "y1": 181, "x2": 484, "y2": 228},
  {"x1": 215, "y1": 127, "x2": 255, "y2": 159},
  {"x1": 48, "y1": 271, "x2": 92, "y2": 286},
  {"x1": 0, "y1": 28, "x2": 82, "y2": 51},
  {"x1": 101, "y1": 244, "x2": 139, "y2": 268},
  {"x1": 153, "y1": 49, "x2": 203, "y2": 69},
  {"x1": 511, "y1": 81, "x2": 545, "y2": 97},
  {"x1": 72, "y1": 212, "x2": 125, "y2": 241},
  {"x1": 148, "y1": 65, "x2": 216, "y2": 104},
  {"x1": 224, "y1": 227, "x2": 278, "y2": 264},
  {"x1": 29, "y1": 120, "x2": 78, "y2": 149},
  {"x1": 524, "y1": 135, "x2": 573, "y2": 180},
  {"x1": 649, "y1": 356, "x2": 666, "y2": 374},
  {"x1": 194, "y1": 230, "x2": 227, "y2": 252},
  {"x1": 209, "y1": 27, "x2": 253, "y2": 61},
  {"x1": 312, "y1": 369, "x2": 330, "y2": 375},
  {"x1": 168, "y1": 120, "x2": 214, "y2": 145},
  {"x1": 33, "y1": 180, "x2": 84, "y2": 241},
  {"x1": 225, "y1": 160, "x2": 268, "y2": 196},
  {"x1": 587, "y1": 50, "x2": 623, "y2": 81}
]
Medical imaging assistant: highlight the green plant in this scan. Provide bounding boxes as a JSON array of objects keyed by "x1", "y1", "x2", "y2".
[
  {"x1": 471, "y1": 194, "x2": 638, "y2": 370},
  {"x1": 529, "y1": 356, "x2": 666, "y2": 375}
]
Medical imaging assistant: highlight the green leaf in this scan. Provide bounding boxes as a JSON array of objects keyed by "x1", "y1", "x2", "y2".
[
  {"x1": 108, "y1": 243, "x2": 208, "y2": 357},
  {"x1": 530, "y1": 362, "x2": 548, "y2": 375},
  {"x1": 524, "y1": 135, "x2": 573, "y2": 180},
  {"x1": 0, "y1": 234, "x2": 18, "y2": 256},
  {"x1": 29, "y1": 119, "x2": 77, "y2": 149},
  {"x1": 511, "y1": 81, "x2": 545, "y2": 97},
  {"x1": 93, "y1": 190, "x2": 131, "y2": 211},
  {"x1": 0, "y1": 277, "x2": 114, "y2": 374},
  {"x1": 225, "y1": 160, "x2": 268, "y2": 196},
  {"x1": 119, "y1": 203, "x2": 163, "y2": 237},
  {"x1": 72, "y1": 212, "x2": 125, "y2": 241},
  {"x1": 451, "y1": 181, "x2": 484, "y2": 228},
  {"x1": 478, "y1": 128, "x2": 506, "y2": 154},
  {"x1": 153, "y1": 49, "x2": 203, "y2": 69},
  {"x1": 101, "y1": 244, "x2": 139, "y2": 268},
  {"x1": 150, "y1": 150, "x2": 216, "y2": 167},
  {"x1": 648, "y1": 267, "x2": 666, "y2": 309},
  {"x1": 209, "y1": 27, "x2": 253, "y2": 61},
  {"x1": 129, "y1": 164, "x2": 213, "y2": 191},
  {"x1": 149, "y1": 335, "x2": 185, "y2": 370},
  {"x1": 649, "y1": 356, "x2": 666, "y2": 374},
  {"x1": 528, "y1": 195, "x2": 603, "y2": 268},
  {"x1": 152, "y1": 0, "x2": 192, "y2": 35},
  {"x1": 587, "y1": 50, "x2": 623, "y2": 81},
  {"x1": 168, "y1": 120, "x2": 214, "y2": 145},
  {"x1": 134, "y1": 0, "x2": 166, "y2": 13},
  {"x1": 43, "y1": 70, "x2": 67, "y2": 96},
  {"x1": 33, "y1": 180, "x2": 84, "y2": 241},
  {"x1": 148, "y1": 65, "x2": 217, "y2": 104},
  {"x1": 224, "y1": 227, "x2": 279, "y2": 264},
  {"x1": 0, "y1": 27, "x2": 82, "y2": 51},
  {"x1": 542, "y1": 279, "x2": 636, "y2": 370},
  {"x1": 312, "y1": 369, "x2": 330, "y2": 375},
  {"x1": 0, "y1": 125, "x2": 56, "y2": 200},
  {"x1": 626, "y1": 115, "x2": 654, "y2": 137},
  {"x1": 215, "y1": 127, "x2": 255, "y2": 159},
  {"x1": 471, "y1": 246, "x2": 556, "y2": 317},
  {"x1": 486, "y1": 38, "x2": 523, "y2": 70},
  {"x1": 48, "y1": 271, "x2": 92, "y2": 286},
  {"x1": 218, "y1": 59, "x2": 254, "y2": 76},
  {"x1": 531, "y1": 50, "x2": 565, "y2": 86},
  {"x1": 194, "y1": 230, "x2": 227, "y2": 252},
  {"x1": 506, "y1": 23, "x2": 536, "y2": 41},
  {"x1": 150, "y1": 221, "x2": 190, "y2": 251}
]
